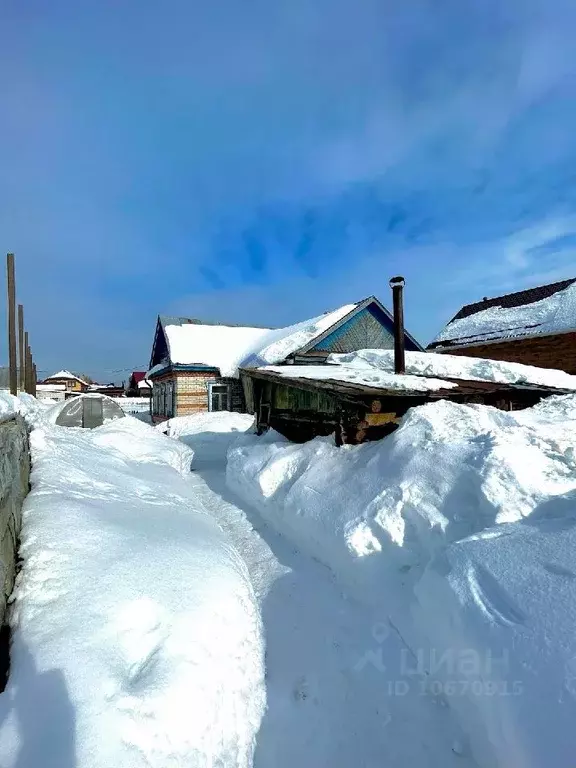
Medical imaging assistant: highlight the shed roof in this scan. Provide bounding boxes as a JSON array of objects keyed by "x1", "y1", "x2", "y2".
[
  {"x1": 243, "y1": 364, "x2": 572, "y2": 403},
  {"x1": 429, "y1": 278, "x2": 576, "y2": 349}
]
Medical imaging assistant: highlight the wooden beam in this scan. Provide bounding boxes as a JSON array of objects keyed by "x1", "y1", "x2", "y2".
[
  {"x1": 24, "y1": 332, "x2": 30, "y2": 394},
  {"x1": 18, "y1": 304, "x2": 24, "y2": 392},
  {"x1": 6, "y1": 253, "x2": 17, "y2": 395}
]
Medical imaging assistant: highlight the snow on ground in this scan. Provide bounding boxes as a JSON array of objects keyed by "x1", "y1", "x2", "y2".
[
  {"x1": 167, "y1": 413, "x2": 477, "y2": 768},
  {"x1": 227, "y1": 395, "x2": 576, "y2": 768},
  {"x1": 328, "y1": 348, "x2": 576, "y2": 390},
  {"x1": 1, "y1": 416, "x2": 264, "y2": 768},
  {"x1": 0, "y1": 392, "x2": 51, "y2": 425},
  {"x1": 430, "y1": 279, "x2": 576, "y2": 347}
]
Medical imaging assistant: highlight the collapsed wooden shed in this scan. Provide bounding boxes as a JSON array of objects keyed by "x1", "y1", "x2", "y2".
[{"x1": 241, "y1": 366, "x2": 569, "y2": 446}]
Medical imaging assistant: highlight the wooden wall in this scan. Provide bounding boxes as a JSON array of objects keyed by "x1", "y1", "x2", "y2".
[{"x1": 438, "y1": 332, "x2": 576, "y2": 374}]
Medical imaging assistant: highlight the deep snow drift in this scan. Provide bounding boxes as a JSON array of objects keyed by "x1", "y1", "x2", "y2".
[
  {"x1": 165, "y1": 412, "x2": 477, "y2": 768},
  {"x1": 0, "y1": 392, "x2": 49, "y2": 425},
  {"x1": 1, "y1": 417, "x2": 264, "y2": 768},
  {"x1": 227, "y1": 394, "x2": 576, "y2": 768}
]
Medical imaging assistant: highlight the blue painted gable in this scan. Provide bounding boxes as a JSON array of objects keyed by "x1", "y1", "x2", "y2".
[{"x1": 311, "y1": 303, "x2": 420, "y2": 354}]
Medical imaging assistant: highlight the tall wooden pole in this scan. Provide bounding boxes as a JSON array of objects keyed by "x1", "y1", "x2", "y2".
[
  {"x1": 6, "y1": 254, "x2": 17, "y2": 395},
  {"x1": 24, "y1": 332, "x2": 30, "y2": 394},
  {"x1": 18, "y1": 304, "x2": 24, "y2": 392},
  {"x1": 32, "y1": 362, "x2": 37, "y2": 397},
  {"x1": 27, "y1": 347, "x2": 33, "y2": 396}
]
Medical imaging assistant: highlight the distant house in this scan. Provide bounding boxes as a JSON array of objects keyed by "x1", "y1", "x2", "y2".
[
  {"x1": 42, "y1": 370, "x2": 89, "y2": 395},
  {"x1": 147, "y1": 296, "x2": 423, "y2": 421},
  {"x1": 88, "y1": 384, "x2": 126, "y2": 398},
  {"x1": 125, "y1": 372, "x2": 152, "y2": 398},
  {"x1": 428, "y1": 278, "x2": 576, "y2": 373}
]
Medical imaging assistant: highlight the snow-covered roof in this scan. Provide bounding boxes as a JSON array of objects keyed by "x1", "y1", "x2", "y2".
[
  {"x1": 240, "y1": 303, "x2": 359, "y2": 369},
  {"x1": 157, "y1": 320, "x2": 273, "y2": 378},
  {"x1": 327, "y1": 349, "x2": 576, "y2": 391},
  {"x1": 150, "y1": 301, "x2": 365, "y2": 378},
  {"x1": 430, "y1": 278, "x2": 576, "y2": 349},
  {"x1": 45, "y1": 369, "x2": 89, "y2": 385},
  {"x1": 259, "y1": 364, "x2": 457, "y2": 393}
]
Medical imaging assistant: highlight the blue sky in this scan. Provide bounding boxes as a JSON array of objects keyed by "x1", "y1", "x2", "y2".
[{"x1": 1, "y1": 0, "x2": 576, "y2": 382}]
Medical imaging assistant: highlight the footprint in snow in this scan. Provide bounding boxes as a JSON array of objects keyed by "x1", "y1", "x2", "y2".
[
  {"x1": 466, "y1": 562, "x2": 526, "y2": 627},
  {"x1": 112, "y1": 597, "x2": 169, "y2": 689}
]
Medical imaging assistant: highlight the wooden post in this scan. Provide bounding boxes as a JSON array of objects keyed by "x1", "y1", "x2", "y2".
[
  {"x1": 6, "y1": 254, "x2": 17, "y2": 395},
  {"x1": 32, "y1": 363, "x2": 37, "y2": 397},
  {"x1": 27, "y1": 348, "x2": 32, "y2": 395},
  {"x1": 27, "y1": 347, "x2": 33, "y2": 396},
  {"x1": 18, "y1": 304, "x2": 24, "y2": 392},
  {"x1": 24, "y1": 332, "x2": 30, "y2": 394}
]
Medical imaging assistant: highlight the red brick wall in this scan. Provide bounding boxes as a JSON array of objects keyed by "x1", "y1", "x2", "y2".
[{"x1": 440, "y1": 332, "x2": 576, "y2": 374}]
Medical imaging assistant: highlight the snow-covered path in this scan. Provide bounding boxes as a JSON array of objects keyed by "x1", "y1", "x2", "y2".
[{"x1": 182, "y1": 428, "x2": 477, "y2": 768}]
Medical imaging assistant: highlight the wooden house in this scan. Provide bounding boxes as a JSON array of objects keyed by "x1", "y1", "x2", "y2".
[
  {"x1": 42, "y1": 370, "x2": 89, "y2": 395},
  {"x1": 148, "y1": 317, "x2": 271, "y2": 421},
  {"x1": 240, "y1": 278, "x2": 575, "y2": 445},
  {"x1": 242, "y1": 362, "x2": 571, "y2": 445},
  {"x1": 147, "y1": 296, "x2": 422, "y2": 422},
  {"x1": 125, "y1": 372, "x2": 152, "y2": 398},
  {"x1": 428, "y1": 278, "x2": 576, "y2": 373}
]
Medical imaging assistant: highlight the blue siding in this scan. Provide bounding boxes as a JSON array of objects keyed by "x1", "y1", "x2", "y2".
[{"x1": 311, "y1": 304, "x2": 420, "y2": 353}]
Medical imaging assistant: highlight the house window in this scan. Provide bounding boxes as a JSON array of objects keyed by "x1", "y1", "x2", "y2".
[
  {"x1": 209, "y1": 382, "x2": 229, "y2": 412},
  {"x1": 166, "y1": 381, "x2": 175, "y2": 418},
  {"x1": 153, "y1": 382, "x2": 163, "y2": 416}
]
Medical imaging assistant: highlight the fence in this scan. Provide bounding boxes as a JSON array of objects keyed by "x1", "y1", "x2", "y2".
[
  {"x1": 0, "y1": 415, "x2": 29, "y2": 623},
  {"x1": 116, "y1": 398, "x2": 151, "y2": 415}
]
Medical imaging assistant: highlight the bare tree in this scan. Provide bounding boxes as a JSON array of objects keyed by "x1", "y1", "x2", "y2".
[{"x1": 74, "y1": 372, "x2": 95, "y2": 385}]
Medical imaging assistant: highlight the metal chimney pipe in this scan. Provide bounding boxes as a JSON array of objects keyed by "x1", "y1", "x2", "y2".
[{"x1": 389, "y1": 276, "x2": 406, "y2": 374}]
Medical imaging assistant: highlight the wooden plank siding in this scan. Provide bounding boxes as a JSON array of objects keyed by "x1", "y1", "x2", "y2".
[
  {"x1": 151, "y1": 369, "x2": 247, "y2": 421},
  {"x1": 242, "y1": 367, "x2": 568, "y2": 446}
]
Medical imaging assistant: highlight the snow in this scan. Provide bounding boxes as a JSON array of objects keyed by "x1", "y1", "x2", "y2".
[
  {"x1": 162, "y1": 322, "x2": 272, "y2": 378},
  {"x1": 227, "y1": 394, "x2": 576, "y2": 767},
  {"x1": 328, "y1": 348, "x2": 576, "y2": 390},
  {"x1": 163, "y1": 412, "x2": 477, "y2": 767},
  {"x1": 45, "y1": 370, "x2": 88, "y2": 385},
  {"x1": 1, "y1": 416, "x2": 265, "y2": 768},
  {"x1": 157, "y1": 304, "x2": 359, "y2": 379},
  {"x1": 240, "y1": 303, "x2": 358, "y2": 369},
  {"x1": 0, "y1": 392, "x2": 17, "y2": 423},
  {"x1": 0, "y1": 392, "x2": 51, "y2": 426},
  {"x1": 431, "y1": 280, "x2": 576, "y2": 347},
  {"x1": 259, "y1": 363, "x2": 457, "y2": 392}
]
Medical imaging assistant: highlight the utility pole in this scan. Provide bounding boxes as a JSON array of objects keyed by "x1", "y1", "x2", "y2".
[
  {"x1": 18, "y1": 304, "x2": 25, "y2": 392},
  {"x1": 6, "y1": 253, "x2": 17, "y2": 395}
]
